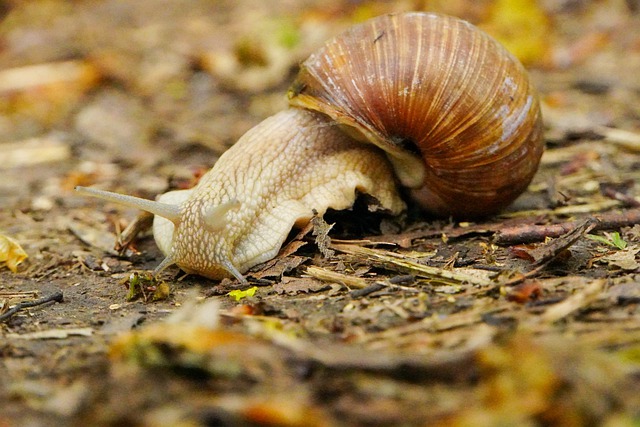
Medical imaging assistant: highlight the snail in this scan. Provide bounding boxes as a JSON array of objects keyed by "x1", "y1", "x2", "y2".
[{"x1": 76, "y1": 12, "x2": 544, "y2": 283}]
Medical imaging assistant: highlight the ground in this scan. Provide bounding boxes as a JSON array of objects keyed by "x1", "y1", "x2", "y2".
[{"x1": 1, "y1": 1, "x2": 640, "y2": 426}]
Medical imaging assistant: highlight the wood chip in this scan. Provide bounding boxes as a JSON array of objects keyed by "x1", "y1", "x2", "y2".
[{"x1": 7, "y1": 328, "x2": 94, "y2": 340}]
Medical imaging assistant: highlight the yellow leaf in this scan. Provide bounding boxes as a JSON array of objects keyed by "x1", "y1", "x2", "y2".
[
  {"x1": 479, "y1": 0, "x2": 551, "y2": 66},
  {"x1": 228, "y1": 286, "x2": 258, "y2": 302},
  {"x1": 0, "y1": 234, "x2": 28, "y2": 273}
]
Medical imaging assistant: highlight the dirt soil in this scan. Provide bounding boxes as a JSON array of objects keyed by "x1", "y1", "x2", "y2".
[{"x1": 2, "y1": 1, "x2": 640, "y2": 426}]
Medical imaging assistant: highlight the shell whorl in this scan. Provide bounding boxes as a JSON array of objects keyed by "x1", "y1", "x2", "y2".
[{"x1": 289, "y1": 12, "x2": 544, "y2": 218}]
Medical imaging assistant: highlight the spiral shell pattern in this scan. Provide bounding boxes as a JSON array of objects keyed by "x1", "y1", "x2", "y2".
[{"x1": 289, "y1": 12, "x2": 544, "y2": 217}]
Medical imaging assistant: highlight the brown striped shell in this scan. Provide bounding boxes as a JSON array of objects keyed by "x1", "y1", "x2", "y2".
[{"x1": 288, "y1": 12, "x2": 544, "y2": 218}]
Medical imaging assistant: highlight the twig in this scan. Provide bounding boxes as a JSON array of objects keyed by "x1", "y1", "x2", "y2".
[
  {"x1": 494, "y1": 208, "x2": 640, "y2": 245},
  {"x1": 350, "y1": 275, "x2": 416, "y2": 298},
  {"x1": 1, "y1": 137, "x2": 71, "y2": 170},
  {"x1": 0, "y1": 291, "x2": 39, "y2": 299},
  {"x1": 601, "y1": 186, "x2": 640, "y2": 207},
  {"x1": 499, "y1": 219, "x2": 597, "y2": 287},
  {"x1": 528, "y1": 218, "x2": 598, "y2": 266},
  {"x1": 350, "y1": 283, "x2": 385, "y2": 298},
  {"x1": 332, "y1": 244, "x2": 494, "y2": 286},
  {"x1": 115, "y1": 211, "x2": 154, "y2": 254},
  {"x1": 0, "y1": 291, "x2": 64, "y2": 323}
]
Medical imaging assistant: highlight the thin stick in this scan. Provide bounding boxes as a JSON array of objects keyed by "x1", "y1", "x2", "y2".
[
  {"x1": 0, "y1": 291, "x2": 39, "y2": 299},
  {"x1": 304, "y1": 265, "x2": 369, "y2": 289},
  {"x1": 331, "y1": 244, "x2": 494, "y2": 286},
  {"x1": 494, "y1": 208, "x2": 640, "y2": 245},
  {"x1": 0, "y1": 291, "x2": 64, "y2": 323},
  {"x1": 350, "y1": 275, "x2": 416, "y2": 298}
]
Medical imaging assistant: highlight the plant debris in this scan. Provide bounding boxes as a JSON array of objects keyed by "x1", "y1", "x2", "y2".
[
  {"x1": 332, "y1": 244, "x2": 495, "y2": 286},
  {"x1": 0, "y1": 234, "x2": 28, "y2": 273},
  {"x1": 311, "y1": 210, "x2": 335, "y2": 258},
  {"x1": 514, "y1": 217, "x2": 598, "y2": 266},
  {"x1": 123, "y1": 272, "x2": 170, "y2": 302}
]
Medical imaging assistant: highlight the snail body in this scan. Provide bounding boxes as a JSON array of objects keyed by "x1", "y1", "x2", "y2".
[
  {"x1": 77, "y1": 109, "x2": 405, "y2": 281},
  {"x1": 76, "y1": 12, "x2": 544, "y2": 282}
]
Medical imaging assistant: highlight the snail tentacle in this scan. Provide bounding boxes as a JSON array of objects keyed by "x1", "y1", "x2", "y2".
[
  {"x1": 202, "y1": 200, "x2": 242, "y2": 232},
  {"x1": 153, "y1": 252, "x2": 177, "y2": 277},
  {"x1": 75, "y1": 186, "x2": 182, "y2": 224}
]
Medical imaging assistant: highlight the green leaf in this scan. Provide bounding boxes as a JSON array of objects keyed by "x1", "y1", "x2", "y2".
[
  {"x1": 228, "y1": 286, "x2": 258, "y2": 302},
  {"x1": 608, "y1": 232, "x2": 628, "y2": 250},
  {"x1": 586, "y1": 234, "x2": 613, "y2": 246},
  {"x1": 586, "y1": 232, "x2": 627, "y2": 250}
]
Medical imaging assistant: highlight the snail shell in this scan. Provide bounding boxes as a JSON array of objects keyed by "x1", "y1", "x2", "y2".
[{"x1": 289, "y1": 12, "x2": 544, "y2": 218}]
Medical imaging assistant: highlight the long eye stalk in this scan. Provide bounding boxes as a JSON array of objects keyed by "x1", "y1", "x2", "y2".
[{"x1": 75, "y1": 186, "x2": 182, "y2": 224}]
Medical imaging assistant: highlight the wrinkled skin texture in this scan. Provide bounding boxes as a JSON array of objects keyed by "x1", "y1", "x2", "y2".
[{"x1": 152, "y1": 108, "x2": 405, "y2": 280}]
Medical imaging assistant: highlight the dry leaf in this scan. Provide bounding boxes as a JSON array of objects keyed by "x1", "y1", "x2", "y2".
[
  {"x1": 311, "y1": 211, "x2": 335, "y2": 258},
  {"x1": 0, "y1": 60, "x2": 100, "y2": 125},
  {"x1": 506, "y1": 281, "x2": 542, "y2": 304},
  {"x1": 272, "y1": 277, "x2": 329, "y2": 295},
  {"x1": 249, "y1": 255, "x2": 307, "y2": 279},
  {"x1": 536, "y1": 279, "x2": 606, "y2": 324},
  {"x1": 67, "y1": 220, "x2": 118, "y2": 255},
  {"x1": 0, "y1": 234, "x2": 28, "y2": 273},
  {"x1": 601, "y1": 248, "x2": 640, "y2": 271}
]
